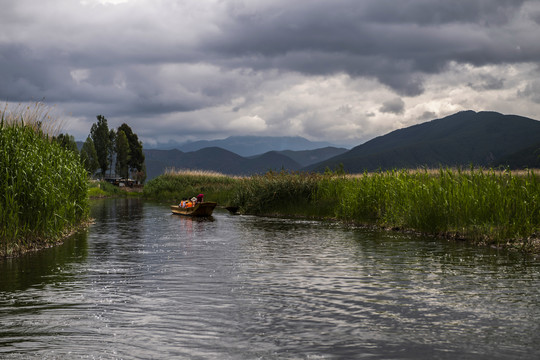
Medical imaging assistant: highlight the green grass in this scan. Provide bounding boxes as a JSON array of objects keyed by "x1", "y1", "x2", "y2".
[
  {"x1": 143, "y1": 169, "x2": 239, "y2": 204},
  {"x1": 1, "y1": 106, "x2": 89, "y2": 257},
  {"x1": 88, "y1": 180, "x2": 142, "y2": 198},
  {"x1": 231, "y1": 170, "x2": 321, "y2": 216},
  {"x1": 315, "y1": 168, "x2": 540, "y2": 249},
  {"x1": 145, "y1": 168, "x2": 540, "y2": 251}
]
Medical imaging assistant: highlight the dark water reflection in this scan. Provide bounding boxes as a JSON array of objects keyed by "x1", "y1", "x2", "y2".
[{"x1": 1, "y1": 199, "x2": 539, "y2": 359}]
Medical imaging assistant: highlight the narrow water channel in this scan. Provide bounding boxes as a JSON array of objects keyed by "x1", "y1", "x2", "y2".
[{"x1": 1, "y1": 198, "x2": 539, "y2": 359}]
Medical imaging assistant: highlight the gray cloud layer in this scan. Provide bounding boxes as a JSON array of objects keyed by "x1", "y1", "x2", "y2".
[{"x1": 1, "y1": 0, "x2": 540, "y2": 146}]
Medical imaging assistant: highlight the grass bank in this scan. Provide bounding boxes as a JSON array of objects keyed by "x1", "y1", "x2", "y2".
[
  {"x1": 146, "y1": 168, "x2": 540, "y2": 252},
  {"x1": 143, "y1": 169, "x2": 239, "y2": 204},
  {"x1": 88, "y1": 180, "x2": 143, "y2": 198},
  {"x1": 315, "y1": 168, "x2": 540, "y2": 251},
  {"x1": 1, "y1": 104, "x2": 89, "y2": 257}
]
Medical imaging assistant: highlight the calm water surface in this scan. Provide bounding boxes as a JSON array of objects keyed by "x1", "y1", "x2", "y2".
[{"x1": 1, "y1": 199, "x2": 539, "y2": 359}]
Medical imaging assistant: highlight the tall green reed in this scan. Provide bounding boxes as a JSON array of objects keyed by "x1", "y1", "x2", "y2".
[
  {"x1": 143, "y1": 169, "x2": 239, "y2": 204},
  {"x1": 233, "y1": 171, "x2": 320, "y2": 215},
  {"x1": 146, "y1": 167, "x2": 539, "y2": 248},
  {"x1": 316, "y1": 168, "x2": 540, "y2": 245},
  {"x1": 0, "y1": 107, "x2": 88, "y2": 256}
]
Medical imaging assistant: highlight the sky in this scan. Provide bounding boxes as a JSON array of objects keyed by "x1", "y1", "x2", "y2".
[{"x1": 1, "y1": 0, "x2": 540, "y2": 148}]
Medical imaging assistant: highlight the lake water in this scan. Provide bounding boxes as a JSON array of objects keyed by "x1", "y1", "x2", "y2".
[{"x1": 1, "y1": 198, "x2": 539, "y2": 359}]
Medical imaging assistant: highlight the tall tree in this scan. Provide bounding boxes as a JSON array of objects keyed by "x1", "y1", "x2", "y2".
[
  {"x1": 115, "y1": 130, "x2": 130, "y2": 178},
  {"x1": 136, "y1": 162, "x2": 147, "y2": 184},
  {"x1": 90, "y1": 115, "x2": 111, "y2": 178},
  {"x1": 80, "y1": 136, "x2": 99, "y2": 176},
  {"x1": 108, "y1": 128, "x2": 116, "y2": 177},
  {"x1": 118, "y1": 123, "x2": 145, "y2": 180},
  {"x1": 53, "y1": 133, "x2": 79, "y2": 154}
]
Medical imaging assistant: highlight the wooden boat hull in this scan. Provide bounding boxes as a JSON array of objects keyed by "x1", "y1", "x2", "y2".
[{"x1": 170, "y1": 202, "x2": 217, "y2": 217}]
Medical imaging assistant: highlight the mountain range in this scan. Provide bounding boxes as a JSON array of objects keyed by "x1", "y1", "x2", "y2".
[
  {"x1": 144, "y1": 146, "x2": 347, "y2": 179},
  {"x1": 138, "y1": 110, "x2": 540, "y2": 179},
  {"x1": 309, "y1": 111, "x2": 540, "y2": 173},
  {"x1": 144, "y1": 136, "x2": 339, "y2": 156}
]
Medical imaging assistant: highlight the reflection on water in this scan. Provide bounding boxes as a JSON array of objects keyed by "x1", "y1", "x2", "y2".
[{"x1": 1, "y1": 199, "x2": 539, "y2": 359}]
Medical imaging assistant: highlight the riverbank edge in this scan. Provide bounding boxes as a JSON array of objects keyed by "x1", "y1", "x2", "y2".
[
  {"x1": 248, "y1": 210, "x2": 540, "y2": 255},
  {"x1": 0, "y1": 220, "x2": 93, "y2": 259},
  {"x1": 88, "y1": 180, "x2": 144, "y2": 199},
  {"x1": 142, "y1": 169, "x2": 540, "y2": 255}
]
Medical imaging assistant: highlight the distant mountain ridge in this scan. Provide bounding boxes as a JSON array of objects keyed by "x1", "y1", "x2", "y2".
[
  {"x1": 144, "y1": 147, "x2": 299, "y2": 179},
  {"x1": 143, "y1": 146, "x2": 347, "y2": 180},
  {"x1": 145, "y1": 135, "x2": 340, "y2": 157},
  {"x1": 309, "y1": 111, "x2": 540, "y2": 172},
  {"x1": 132, "y1": 111, "x2": 540, "y2": 180}
]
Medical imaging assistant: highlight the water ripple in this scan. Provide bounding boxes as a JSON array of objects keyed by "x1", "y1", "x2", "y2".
[{"x1": 1, "y1": 199, "x2": 539, "y2": 359}]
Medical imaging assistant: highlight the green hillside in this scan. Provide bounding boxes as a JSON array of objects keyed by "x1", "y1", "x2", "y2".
[
  {"x1": 310, "y1": 111, "x2": 540, "y2": 172},
  {"x1": 495, "y1": 142, "x2": 540, "y2": 169}
]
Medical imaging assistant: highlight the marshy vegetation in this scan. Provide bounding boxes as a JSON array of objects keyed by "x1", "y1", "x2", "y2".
[
  {"x1": 145, "y1": 168, "x2": 540, "y2": 252},
  {"x1": 143, "y1": 169, "x2": 239, "y2": 204},
  {"x1": 0, "y1": 104, "x2": 89, "y2": 257},
  {"x1": 87, "y1": 180, "x2": 140, "y2": 198}
]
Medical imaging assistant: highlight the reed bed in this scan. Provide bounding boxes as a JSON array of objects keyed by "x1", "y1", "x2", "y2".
[
  {"x1": 1, "y1": 102, "x2": 64, "y2": 136},
  {"x1": 143, "y1": 169, "x2": 240, "y2": 203},
  {"x1": 317, "y1": 168, "x2": 539, "y2": 244},
  {"x1": 0, "y1": 104, "x2": 89, "y2": 257},
  {"x1": 232, "y1": 171, "x2": 321, "y2": 215},
  {"x1": 147, "y1": 167, "x2": 540, "y2": 251}
]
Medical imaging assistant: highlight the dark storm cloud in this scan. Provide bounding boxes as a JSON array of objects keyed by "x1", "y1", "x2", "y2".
[
  {"x1": 380, "y1": 98, "x2": 405, "y2": 115},
  {"x1": 204, "y1": 0, "x2": 536, "y2": 95},
  {"x1": 468, "y1": 74, "x2": 505, "y2": 91},
  {"x1": 1, "y1": 0, "x2": 540, "y2": 143},
  {"x1": 360, "y1": 0, "x2": 525, "y2": 25},
  {"x1": 519, "y1": 80, "x2": 540, "y2": 104},
  {"x1": 2, "y1": 0, "x2": 537, "y2": 102}
]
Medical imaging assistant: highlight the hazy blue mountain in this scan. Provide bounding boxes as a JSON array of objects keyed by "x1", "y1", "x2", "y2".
[
  {"x1": 276, "y1": 147, "x2": 348, "y2": 167},
  {"x1": 144, "y1": 147, "x2": 301, "y2": 180},
  {"x1": 145, "y1": 136, "x2": 340, "y2": 156},
  {"x1": 308, "y1": 111, "x2": 540, "y2": 173}
]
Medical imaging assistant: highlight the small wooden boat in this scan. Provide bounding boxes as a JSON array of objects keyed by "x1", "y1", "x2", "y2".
[{"x1": 170, "y1": 202, "x2": 217, "y2": 217}]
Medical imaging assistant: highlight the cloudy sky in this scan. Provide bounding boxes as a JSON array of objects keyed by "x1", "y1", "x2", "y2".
[{"x1": 2, "y1": 0, "x2": 540, "y2": 147}]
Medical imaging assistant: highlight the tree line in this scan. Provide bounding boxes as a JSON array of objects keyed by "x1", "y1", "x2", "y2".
[{"x1": 53, "y1": 115, "x2": 146, "y2": 183}]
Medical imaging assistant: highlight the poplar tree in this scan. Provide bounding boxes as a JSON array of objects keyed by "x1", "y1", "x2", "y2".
[
  {"x1": 108, "y1": 128, "x2": 116, "y2": 177},
  {"x1": 90, "y1": 115, "x2": 111, "y2": 178},
  {"x1": 118, "y1": 123, "x2": 145, "y2": 180},
  {"x1": 53, "y1": 133, "x2": 79, "y2": 154},
  {"x1": 80, "y1": 136, "x2": 99, "y2": 176},
  {"x1": 115, "y1": 130, "x2": 130, "y2": 178}
]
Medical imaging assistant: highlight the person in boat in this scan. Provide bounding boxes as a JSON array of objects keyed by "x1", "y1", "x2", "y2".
[
  {"x1": 179, "y1": 198, "x2": 187, "y2": 208},
  {"x1": 196, "y1": 194, "x2": 204, "y2": 203}
]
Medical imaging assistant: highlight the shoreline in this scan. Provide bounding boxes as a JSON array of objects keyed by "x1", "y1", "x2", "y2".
[
  {"x1": 248, "y1": 210, "x2": 540, "y2": 256},
  {"x1": 0, "y1": 220, "x2": 93, "y2": 259}
]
